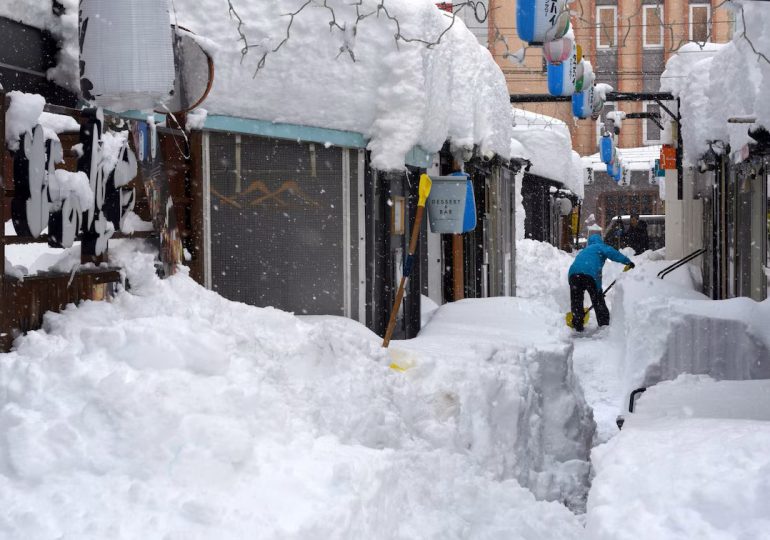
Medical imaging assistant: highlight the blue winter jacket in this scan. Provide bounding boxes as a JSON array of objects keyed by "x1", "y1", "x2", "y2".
[{"x1": 568, "y1": 234, "x2": 632, "y2": 288}]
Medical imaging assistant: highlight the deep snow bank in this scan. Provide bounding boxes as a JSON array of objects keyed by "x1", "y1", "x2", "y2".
[
  {"x1": 0, "y1": 241, "x2": 584, "y2": 538},
  {"x1": 515, "y1": 239, "x2": 575, "y2": 312},
  {"x1": 612, "y1": 261, "x2": 770, "y2": 396},
  {"x1": 586, "y1": 375, "x2": 770, "y2": 540},
  {"x1": 400, "y1": 297, "x2": 596, "y2": 511}
]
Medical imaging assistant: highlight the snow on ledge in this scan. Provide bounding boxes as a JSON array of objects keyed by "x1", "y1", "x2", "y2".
[{"x1": 511, "y1": 108, "x2": 584, "y2": 198}]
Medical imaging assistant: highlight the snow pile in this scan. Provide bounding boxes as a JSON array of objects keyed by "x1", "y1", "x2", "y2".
[
  {"x1": 0, "y1": 241, "x2": 586, "y2": 538},
  {"x1": 511, "y1": 108, "x2": 584, "y2": 198},
  {"x1": 399, "y1": 296, "x2": 595, "y2": 512},
  {"x1": 38, "y1": 111, "x2": 80, "y2": 135},
  {"x1": 611, "y1": 259, "x2": 770, "y2": 397},
  {"x1": 4, "y1": 92, "x2": 81, "y2": 151},
  {"x1": 661, "y1": 1, "x2": 770, "y2": 163},
  {"x1": 49, "y1": 170, "x2": 94, "y2": 212},
  {"x1": 586, "y1": 375, "x2": 770, "y2": 539},
  {"x1": 516, "y1": 239, "x2": 574, "y2": 313},
  {"x1": 4, "y1": 91, "x2": 46, "y2": 151}
]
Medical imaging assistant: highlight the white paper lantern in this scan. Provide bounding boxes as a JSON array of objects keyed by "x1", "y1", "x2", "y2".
[
  {"x1": 516, "y1": 0, "x2": 570, "y2": 45},
  {"x1": 79, "y1": 0, "x2": 175, "y2": 111},
  {"x1": 543, "y1": 30, "x2": 574, "y2": 64},
  {"x1": 547, "y1": 40, "x2": 578, "y2": 96}
]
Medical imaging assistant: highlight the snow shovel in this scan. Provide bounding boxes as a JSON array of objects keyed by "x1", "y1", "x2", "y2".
[
  {"x1": 382, "y1": 174, "x2": 432, "y2": 369},
  {"x1": 565, "y1": 265, "x2": 633, "y2": 328}
]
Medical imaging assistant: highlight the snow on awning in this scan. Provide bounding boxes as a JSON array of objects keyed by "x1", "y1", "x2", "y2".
[
  {"x1": 2, "y1": 0, "x2": 514, "y2": 171},
  {"x1": 510, "y1": 108, "x2": 584, "y2": 198},
  {"x1": 660, "y1": 1, "x2": 770, "y2": 164}
]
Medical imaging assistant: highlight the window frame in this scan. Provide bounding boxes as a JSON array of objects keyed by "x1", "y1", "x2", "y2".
[
  {"x1": 643, "y1": 101, "x2": 663, "y2": 145},
  {"x1": 689, "y1": 3, "x2": 712, "y2": 43},
  {"x1": 642, "y1": 5, "x2": 665, "y2": 49},
  {"x1": 596, "y1": 6, "x2": 618, "y2": 50}
]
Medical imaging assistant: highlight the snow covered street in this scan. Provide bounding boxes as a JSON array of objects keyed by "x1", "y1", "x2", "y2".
[{"x1": 1, "y1": 236, "x2": 769, "y2": 538}]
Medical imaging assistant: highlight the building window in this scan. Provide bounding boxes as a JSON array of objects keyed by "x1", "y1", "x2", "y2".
[
  {"x1": 643, "y1": 102, "x2": 662, "y2": 145},
  {"x1": 596, "y1": 6, "x2": 617, "y2": 49},
  {"x1": 643, "y1": 5, "x2": 664, "y2": 49},
  {"x1": 690, "y1": 3, "x2": 711, "y2": 43}
]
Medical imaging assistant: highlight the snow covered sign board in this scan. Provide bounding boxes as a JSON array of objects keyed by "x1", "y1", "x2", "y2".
[{"x1": 426, "y1": 175, "x2": 477, "y2": 234}]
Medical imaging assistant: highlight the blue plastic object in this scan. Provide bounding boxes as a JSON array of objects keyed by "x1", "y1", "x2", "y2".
[
  {"x1": 517, "y1": 0, "x2": 567, "y2": 44},
  {"x1": 547, "y1": 58, "x2": 575, "y2": 97},
  {"x1": 572, "y1": 86, "x2": 594, "y2": 119},
  {"x1": 600, "y1": 135, "x2": 614, "y2": 164},
  {"x1": 462, "y1": 177, "x2": 477, "y2": 232}
]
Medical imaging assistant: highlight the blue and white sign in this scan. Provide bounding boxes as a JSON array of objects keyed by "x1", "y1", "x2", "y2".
[{"x1": 516, "y1": 0, "x2": 569, "y2": 45}]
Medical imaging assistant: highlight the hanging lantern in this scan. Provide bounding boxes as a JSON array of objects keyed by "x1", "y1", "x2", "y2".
[
  {"x1": 572, "y1": 61, "x2": 595, "y2": 118},
  {"x1": 79, "y1": 0, "x2": 175, "y2": 111},
  {"x1": 547, "y1": 40, "x2": 578, "y2": 96},
  {"x1": 572, "y1": 84, "x2": 595, "y2": 120},
  {"x1": 600, "y1": 134, "x2": 614, "y2": 165},
  {"x1": 517, "y1": 0, "x2": 570, "y2": 45},
  {"x1": 574, "y1": 54, "x2": 590, "y2": 92},
  {"x1": 543, "y1": 30, "x2": 574, "y2": 64},
  {"x1": 607, "y1": 161, "x2": 622, "y2": 182}
]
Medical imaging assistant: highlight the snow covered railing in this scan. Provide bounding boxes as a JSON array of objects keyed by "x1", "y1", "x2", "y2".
[{"x1": 656, "y1": 248, "x2": 706, "y2": 280}]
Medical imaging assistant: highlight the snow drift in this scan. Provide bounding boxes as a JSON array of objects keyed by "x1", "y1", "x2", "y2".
[
  {"x1": 0, "y1": 241, "x2": 587, "y2": 538},
  {"x1": 611, "y1": 259, "x2": 770, "y2": 397},
  {"x1": 587, "y1": 375, "x2": 770, "y2": 540}
]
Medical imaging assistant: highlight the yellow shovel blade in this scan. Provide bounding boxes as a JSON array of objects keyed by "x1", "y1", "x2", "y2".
[
  {"x1": 387, "y1": 348, "x2": 417, "y2": 372},
  {"x1": 418, "y1": 174, "x2": 432, "y2": 207},
  {"x1": 565, "y1": 310, "x2": 590, "y2": 328}
]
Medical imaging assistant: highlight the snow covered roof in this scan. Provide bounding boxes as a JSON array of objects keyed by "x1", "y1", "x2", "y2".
[
  {"x1": 510, "y1": 108, "x2": 584, "y2": 198},
  {"x1": 583, "y1": 145, "x2": 662, "y2": 173},
  {"x1": 1, "y1": 0, "x2": 514, "y2": 171},
  {"x1": 661, "y1": 1, "x2": 770, "y2": 164}
]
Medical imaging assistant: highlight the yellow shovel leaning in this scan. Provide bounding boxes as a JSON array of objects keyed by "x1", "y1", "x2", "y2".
[{"x1": 382, "y1": 174, "x2": 432, "y2": 369}]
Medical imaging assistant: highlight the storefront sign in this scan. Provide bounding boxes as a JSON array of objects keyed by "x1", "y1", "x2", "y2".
[
  {"x1": 426, "y1": 175, "x2": 477, "y2": 234},
  {"x1": 660, "y1": 145, "x2": 677, "y2": 169}
]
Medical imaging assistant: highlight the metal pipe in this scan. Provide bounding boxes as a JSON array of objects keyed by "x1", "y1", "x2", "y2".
[
  {"x1": 510, "y1": 91, "x2": 675, "y2": 103},
  {"x1": 628, "y1": 387, "x2": 647, "y2": 413}
]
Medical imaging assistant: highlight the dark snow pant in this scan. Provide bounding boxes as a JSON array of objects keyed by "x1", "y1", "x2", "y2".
[{"x1": 569, "y1": 274, "x2": 610, "y2": 331}]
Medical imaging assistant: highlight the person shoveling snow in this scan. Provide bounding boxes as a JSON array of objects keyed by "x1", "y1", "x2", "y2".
[{"x1": 567, "y1": 234, "x2": 633, "y2": 332}]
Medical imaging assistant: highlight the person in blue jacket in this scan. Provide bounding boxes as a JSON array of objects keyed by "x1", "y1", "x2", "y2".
[{"x1": 568, "y1": 233, "x2": 634, "y2": 331}]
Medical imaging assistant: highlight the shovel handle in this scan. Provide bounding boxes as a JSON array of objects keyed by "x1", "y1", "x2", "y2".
[{"x1": 383, "y1": 206, "x2": 426, "y2": 348}]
